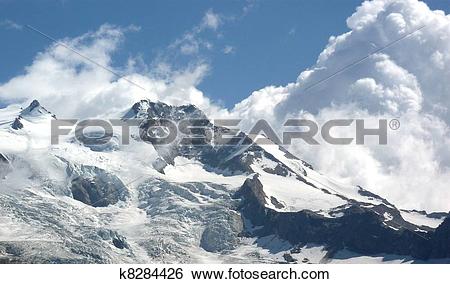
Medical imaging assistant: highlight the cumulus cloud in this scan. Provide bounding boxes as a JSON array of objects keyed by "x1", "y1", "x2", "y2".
[
  {"x1": 0, "y1": 24, "x2": 224, "y2": 119},
  {"x1": 230, "y1": 0, "x2": 450, "y2": 211}
]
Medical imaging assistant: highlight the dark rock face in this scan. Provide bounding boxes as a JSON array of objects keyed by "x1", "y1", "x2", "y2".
[
  {"x1": 11, "y1": 117, "x2": 24, "y2": 130},
  {"x1": 236, "y1": 175, "x2": 438, "y2": 260},
  {"x1": 429, "y1": 214, "x2": 450, "y2": 259},
  {"x1": 357, "y1": 186, "x2": 395, "y2": 207},
  {"x1": 235, "y1": 174, "x2": 267, "y2": 208},
  {"x1": 26, "y1": 99, "x2": 41, "y2": 111},
  {"x1": 20, "y1": 99, "x2": 55, "y2": 118},
  {"x1": 263, "y1": 164, "x2": 289, "y2": 176},
  {"x1": 283, "y1": 253, "x2": 297, "y2": 263},
  {"x1": 134, "y1": 101, "x2": 305, "y2": 176},
  {"x1": 67, "y1": 164, "x2": 129, "y2": 207},
  {"x1": 147, "y1": 101, "x2": 207, "y2": 121},
  {"x1": 136, "y1": 101, "x2": 211, "y2": 166},
  {"x1": 97, "y1": 229, "x2": 130, "y2": 250}
]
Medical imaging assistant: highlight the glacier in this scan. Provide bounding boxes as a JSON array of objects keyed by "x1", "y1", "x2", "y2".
[{"x1": 0, "y1": 99, "x2": 449, "y2": 264}]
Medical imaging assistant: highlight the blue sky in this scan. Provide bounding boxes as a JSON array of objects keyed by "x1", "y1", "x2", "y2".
[{"x1": 1, "y1": 0, "x2": 449, "y2": 108}]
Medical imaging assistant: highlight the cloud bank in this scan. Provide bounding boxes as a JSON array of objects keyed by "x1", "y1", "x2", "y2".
[
  {"x1": 1, "y1": 0, "x2": 449, "y2": 211},
  {"x1": 231, "y1": 0, "x2": 450, "y2": 211},
  {"x1": 0, "y1": 24, "x2": 225, "y2": 119}
]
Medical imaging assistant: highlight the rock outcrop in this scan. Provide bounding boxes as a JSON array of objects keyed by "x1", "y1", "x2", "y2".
[
  {"x1": 67, "y1": 164, "x2": 129, "y2": 207},
  {"x1": 236, "y1": 174, "x2": 438, "y2": 260}
]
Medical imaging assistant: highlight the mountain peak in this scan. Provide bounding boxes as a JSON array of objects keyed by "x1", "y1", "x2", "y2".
[
  {"x1": 9, "y1": 100, "x2": 56, "y2": 130},
  {"x1": 29, "y1": 99, "x2": 40, "y2": 109},
  {"x1": 123, "y1": 99, "x2": 205, "y2": 120},
  {"x1": 131, "y1": 99, "x2": 150, "y2": 111},
  {"x1": 20, "y1": 99, "x2": 56, "y2": 119},
  {"x1": 11, "y1": 117, "x2": 24, "y2": 130},
  {"x1": 122, "y1": 99, "x2": 154, "y2": 120}
]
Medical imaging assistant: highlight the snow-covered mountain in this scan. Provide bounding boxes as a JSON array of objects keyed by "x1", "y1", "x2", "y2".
[{"x1": 0, "y1": 99, "x2": 449, "y2": 264}]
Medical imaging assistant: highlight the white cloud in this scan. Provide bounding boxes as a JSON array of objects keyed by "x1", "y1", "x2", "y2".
[
  {"x1": 201, "y1": 9, "x2": 221, "y2": 30},
  {"x1": 0, "y1": 19, "x2": 22, "y2": 30},
  {"x1": 180, "y1": 41, "x2": 200, "y2": 55},
  {"x1": 229, "y1": 0, "x2": 450, "y2": 212},
  {"x1": 242, "y1": 0, "x2": 258, "y2": 17},
  {"x1": 0, "y1": 24, "x2": 223, "y2": 119},
  {"x1": 223, "y1": 45, "x2": 235, "y2": 54},
  {"x1": 169, "y1": 9, "x2": 222, "y2": 56}
]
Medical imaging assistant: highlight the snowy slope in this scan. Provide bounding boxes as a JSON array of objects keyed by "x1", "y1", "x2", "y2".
[
  {"x1": 254, "y1": 138, "x2": 393, "y2": 210},
  {"x1": 399, "y1": 210, "x2": 447, "y2": 229},
  {"x1": 1, "y1": 99, "x2": 449, "y2": 264}
]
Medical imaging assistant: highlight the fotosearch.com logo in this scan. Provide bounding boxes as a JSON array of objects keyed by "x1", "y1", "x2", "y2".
[{"x1": 51, "y1": 118, "x2": 400, "y2": 146}]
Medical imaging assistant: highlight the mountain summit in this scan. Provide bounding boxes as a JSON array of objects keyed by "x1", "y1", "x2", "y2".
[
  {"x1": 20, "y1": 99, "x2": 55, "y2": 118},
  {"x1": 10, "y1": 100, "x2": 56, "y2": 130}
]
